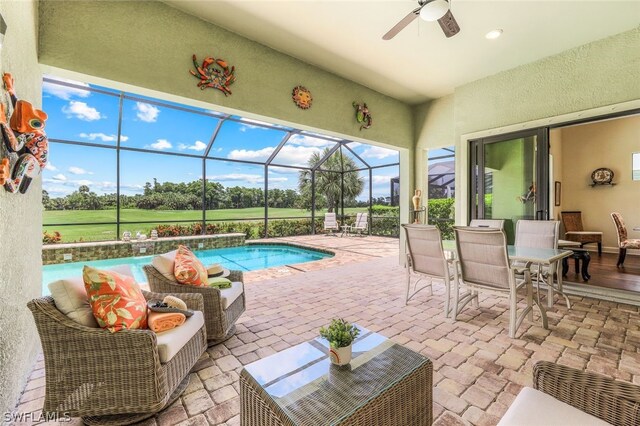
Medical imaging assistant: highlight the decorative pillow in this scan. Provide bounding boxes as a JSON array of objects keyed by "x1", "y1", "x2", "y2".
[
  {"x1": 83, "y1": 265, "x2": 148, "y2": 333},
  {"x1": 152, "y1": 250, "x2": 178, "y2": 282},
  {"x1": 47, "y1": 264, "x2": 137, "y2": 328},
  {"x1": 174, "y1": 245, "x2": 207, "y2": 286}
]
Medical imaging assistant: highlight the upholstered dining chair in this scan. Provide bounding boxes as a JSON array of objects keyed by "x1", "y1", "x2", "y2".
[
  {"x1": 469, "y1": 219, "x2": 505, "y2": 230},
  {"x1": 452, "y1": 226, "x2": 548, "y2": 338},
  {"x1": 402, "y1": 224, "x2": 456, "y2": 317},
  {"x1": 561, "y1": 211, "x2": 603, "y2": 255},
  {"x1": 514, "y1": 220, "x2": 569, "y2": 308},
  {"x1": 611, "y1": 212, "x2": 640, "y2": 267}
]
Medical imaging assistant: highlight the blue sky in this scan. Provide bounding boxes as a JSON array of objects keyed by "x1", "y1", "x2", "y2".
[{"x1": 42, "y1": 77, "x2": 400, "y2": 200}]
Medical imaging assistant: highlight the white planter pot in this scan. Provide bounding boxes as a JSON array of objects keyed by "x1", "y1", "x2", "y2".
[{"x1": 329, "y1": 344, "x2": 352, "y2": 366}]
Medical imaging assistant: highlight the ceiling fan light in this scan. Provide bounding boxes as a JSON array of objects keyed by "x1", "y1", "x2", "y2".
[{"x1": 420, "y1": 0, "x2": 449, "y2": 22}]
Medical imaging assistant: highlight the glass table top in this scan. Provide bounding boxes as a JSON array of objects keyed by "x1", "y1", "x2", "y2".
[
  {"x1": 242, "y1": 325, "x2": 430, "y2": 425},
  {"x1": 441, "y1": 240, "x2": 571, "y2": 264}
]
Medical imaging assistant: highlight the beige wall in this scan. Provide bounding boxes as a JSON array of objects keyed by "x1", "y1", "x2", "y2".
[
  {"x1": 0, "y1": 0, "x2": 42, "y2": 416},
  {"x1": 558, "y1": 115, "x2": 640, "y2": 251},
  {"x1": 415, "y1": 28, "x2": 640, "y2": 224}
]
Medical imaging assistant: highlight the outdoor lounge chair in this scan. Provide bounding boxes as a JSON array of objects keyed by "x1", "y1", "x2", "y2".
[
  {"x1": 452, "y1": 226, "x2": 548, "y2": 338},
  {"x1": 514, "y1": 220, "x2": 569, "y2": 308},
  {"x1": 349, "y1": 212, "x2": 369, "y2": 236},
  {"x1": 499, "y1": 361, "x2": 640, "y2": 425},
  {"x1": 323, "y1": 212, "x2": 339, "y2": 235},
  {"x1": 27, "y1": 290, "x2": 207, "y2": 425},
  {"x1": 403, "y1": 224, "x2": 456, "y2": 316},
  {"x1": 144, "y1": 262, "x2": 246, "y2": 346},
  {"x1": 561, "y1": 211, "x2": 603, "y2": 255}
]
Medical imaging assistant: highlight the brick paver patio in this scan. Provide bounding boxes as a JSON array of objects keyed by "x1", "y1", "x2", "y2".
[{"x1": 12, "y1": 236, "x2": 640, "y2": 426}]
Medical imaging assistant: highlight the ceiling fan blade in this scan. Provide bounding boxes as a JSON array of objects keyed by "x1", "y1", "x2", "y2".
[
  {"x1": 437, "y1": 9, "x2": 460, "y2": 38},
  {"x1": 382, "y1": 7, "x2": 421, "y2": 40}
]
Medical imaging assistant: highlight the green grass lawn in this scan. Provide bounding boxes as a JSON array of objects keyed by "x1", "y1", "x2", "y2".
[{"x1": 43, "y1": 207, "x2": 369, "y2": 242}]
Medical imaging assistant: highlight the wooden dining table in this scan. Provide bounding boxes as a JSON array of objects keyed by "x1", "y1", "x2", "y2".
[{"x1": 442, "y1": 240, "x2": 573, "y2": 308}]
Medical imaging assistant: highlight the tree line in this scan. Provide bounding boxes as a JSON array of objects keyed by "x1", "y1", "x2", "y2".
[{"x1": 42, "y1": 148, "x2": 395, "y2": 211}]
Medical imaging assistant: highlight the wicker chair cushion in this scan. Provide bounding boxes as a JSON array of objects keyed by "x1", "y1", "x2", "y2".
[
  {"x1": 48, "y1": 265, "x2": 135, "y2": 328},
  {"x1": 155, "y1": 311, "x2": 204, "y2": 363},
  {"x1": 498, "y1": 387, "x2": 610, "y2": 426},
  {"x1": 83, "y1": 266, "x2": 148, "y2": 333},
  {"x1": 152, "y1": 250, "x2": 178, "y2": 282},
  {"x1": 220, "y1": 282, "x2": 244, "y2": 309},
  {"x1": 174, "y1": 245, "x2": 208, "y2": 286}
]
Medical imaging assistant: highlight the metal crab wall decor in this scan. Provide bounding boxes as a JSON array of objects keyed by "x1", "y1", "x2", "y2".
[
  {"x1": 189, "y1": 54, "x2": 236, "y2": 96},
  {"x1": 352, "y1": 102, "x2": 372, "y2": 130},
  {"x1": 292, "y1": 86, "x2": 312, "y2": 109}
]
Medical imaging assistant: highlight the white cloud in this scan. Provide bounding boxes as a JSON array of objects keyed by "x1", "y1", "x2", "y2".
[
  {"x1": 135, "y1": 102, "x2": 160, "y2": 122},
  {"x1": 68, "y1": 166, "x2": 93, "y2": 175},
  {"x1": 372, "y1": 175, "x2": 395, "y2": 185},
  {"x1": 228, "y1": 145, "x2": 324, "y2": 167},
  {"x1": 44, "y1": 162, "x2": 58, "y2": 171},
  {"x1": 43, "y1": 179, "x2": 144, "y2": 195},
  {"x1": 147, "y1": 139, "x2": 172, "y2": 150},
  {"x1": 79, "y1": 132, "x2": 128, "y2": 142},
  {"x1": 348, "y1": 142, "x2": 362, "y2": 148},
  {"x1": 360, "y1": 146, "x2": 398, "y2": 160},
  {"x1": 52, "y1": 173, "x2": 67, "y2": 181},
  {"x1": 42, "y1": 77, "x2": 90, "y2": 100},
  {"x1": 178, "y1": 140, "x2": 207, "y2": 151},
  {"x1": 228, "y1": 147, "x2": 275, "y2": 162},
  {"x1": 207, "y1": 173, "x2": 287, "y2": 184},
  {"x1": 62, "y1": 101, "x2": 103, "y2": 121},
  {"x1": 288, "y1": 134, "x2": 335, "y2": 148}
]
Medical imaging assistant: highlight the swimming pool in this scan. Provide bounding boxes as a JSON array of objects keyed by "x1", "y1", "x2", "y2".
[{"x1": 42, "y1": 244, "x2": 332, "y2": 295}]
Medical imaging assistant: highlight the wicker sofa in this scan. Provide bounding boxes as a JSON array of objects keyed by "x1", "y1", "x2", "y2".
[
  {"x1": 27, "y1": 290, "x2": 207, "y2": 426},
  {"x1": 144, "y1": 264, "x2": 246, "y2": 346},
  {"x1": 499, "y1": 361, "x2": 640, "y2": 425}
]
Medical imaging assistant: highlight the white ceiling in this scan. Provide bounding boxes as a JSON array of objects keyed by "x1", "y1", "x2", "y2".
[{"x1": 165, "y1": 0, "x2": 640, "y2": 104}]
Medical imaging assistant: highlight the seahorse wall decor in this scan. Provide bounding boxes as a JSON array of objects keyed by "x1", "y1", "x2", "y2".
[
  {"x1": 352, "y1": 102, "x2": 372, "y2": 130},
  {"x1": 0, "y1": 73, "x2": 49, "y2": 194}
]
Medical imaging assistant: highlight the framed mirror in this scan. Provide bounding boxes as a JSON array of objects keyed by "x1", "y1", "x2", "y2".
[{"x1": 634, "y1": 152, "x2": 640, "y2": 181}]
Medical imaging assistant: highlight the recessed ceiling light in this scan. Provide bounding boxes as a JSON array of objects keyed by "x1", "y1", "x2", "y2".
[{"x1": 485, "y1": 29, "x2": 503, "y2": 40}]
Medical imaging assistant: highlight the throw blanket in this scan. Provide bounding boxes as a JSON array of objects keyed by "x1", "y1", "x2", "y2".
[{"x1": 148, "y1": 311, "x2": 186, "y2": 333}]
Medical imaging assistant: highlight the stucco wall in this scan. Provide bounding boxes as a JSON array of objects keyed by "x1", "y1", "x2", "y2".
[
  {"x1": 0, "y1": 0, "x2": 42, "y2": 419},
  {"x1": 559, "y1": 115, "x2": 640, "y2": 251},
  {"x1": 414, "y1": 28, "x2": 640, "y2": 223},
  {"x1": 37, "y1": 0, "x2": 413, "y2": 150}
]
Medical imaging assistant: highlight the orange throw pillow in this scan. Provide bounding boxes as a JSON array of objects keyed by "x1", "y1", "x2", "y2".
[
  {"x1": 174, "y1": 245, "x2": 208, "y2": 286},
  {"x1": 83, "y1": 266, "x2": 148, "y2": 333}
]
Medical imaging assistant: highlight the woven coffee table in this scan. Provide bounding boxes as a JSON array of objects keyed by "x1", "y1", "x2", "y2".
[{"x1": 240, "y1": 325, "x2": 433, "y2": 426}]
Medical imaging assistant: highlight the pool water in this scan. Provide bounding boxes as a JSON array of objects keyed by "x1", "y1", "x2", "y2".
[{"x1": 42, "y1": 244, "x2": 332, "y2": 295}]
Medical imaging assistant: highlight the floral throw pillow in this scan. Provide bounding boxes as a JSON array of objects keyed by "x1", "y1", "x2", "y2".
[
  {"x1": 83, "y1": 266, "x2": 148, "y2": 333},
  {"x1": 174, "y1": 245, "x2": 208, "y2": 286}
]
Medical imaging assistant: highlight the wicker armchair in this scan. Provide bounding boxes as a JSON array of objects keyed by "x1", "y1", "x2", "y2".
[
  {"x1": 27, "y1": 290, "x2": 207, "y2": 426},
  {"x1": 561, "y1": 211, "x2": 603, "y2": 255},
  {"x1": 533, "y1": 361, "x2": 640, "y2": 425},
  {"x1": 143, "y1": 265, "x2": 246, "y2": 346}
]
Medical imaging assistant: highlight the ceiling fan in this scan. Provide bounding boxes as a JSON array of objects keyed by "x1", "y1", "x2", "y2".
[{"x1": 382, "y1": 0, "x2": 460, "y2": 40}]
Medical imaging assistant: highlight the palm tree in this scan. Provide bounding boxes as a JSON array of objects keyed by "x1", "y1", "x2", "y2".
[{"x1": 298, "y1": 147, "x2": 364, "y2": 212}]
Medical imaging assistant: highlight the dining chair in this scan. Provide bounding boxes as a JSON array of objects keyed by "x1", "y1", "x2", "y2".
[
  {"x1": 452, "y1": 226, "x2": 548, "y2": 338},
  {"x1": 611, "y1": 212, "x2": 640, "y2": 267},
  {"x1": 514, "y1": 220, "x2": 569, "y2": 308},
  {"x1": 470, "y1": 219, "x2": 505, "y2": 230},
  {"x1": 561, "y1": 211, "x2": 603, "y2": 255},
  {"x1": 402, "y1": 224, "x2": 456, "y2": 317}
]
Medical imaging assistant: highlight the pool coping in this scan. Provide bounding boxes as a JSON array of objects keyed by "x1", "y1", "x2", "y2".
[{"x1": 245, "y1": 240, "x2": 336, "y2": 257}]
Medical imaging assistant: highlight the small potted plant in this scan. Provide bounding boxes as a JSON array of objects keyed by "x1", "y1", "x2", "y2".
[{"x1": 319, "y1": 318, "x2": 360, "y2": 366}]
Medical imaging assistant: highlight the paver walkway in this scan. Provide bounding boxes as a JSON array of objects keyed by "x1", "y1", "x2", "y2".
[{"x1": 12, "y1": 238, "x2": 640, "y2": 426}]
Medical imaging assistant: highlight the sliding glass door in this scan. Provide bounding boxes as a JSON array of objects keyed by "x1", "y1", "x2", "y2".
[{"x1": 470, "y1": 129, "x2": 549, "y2": 243}]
